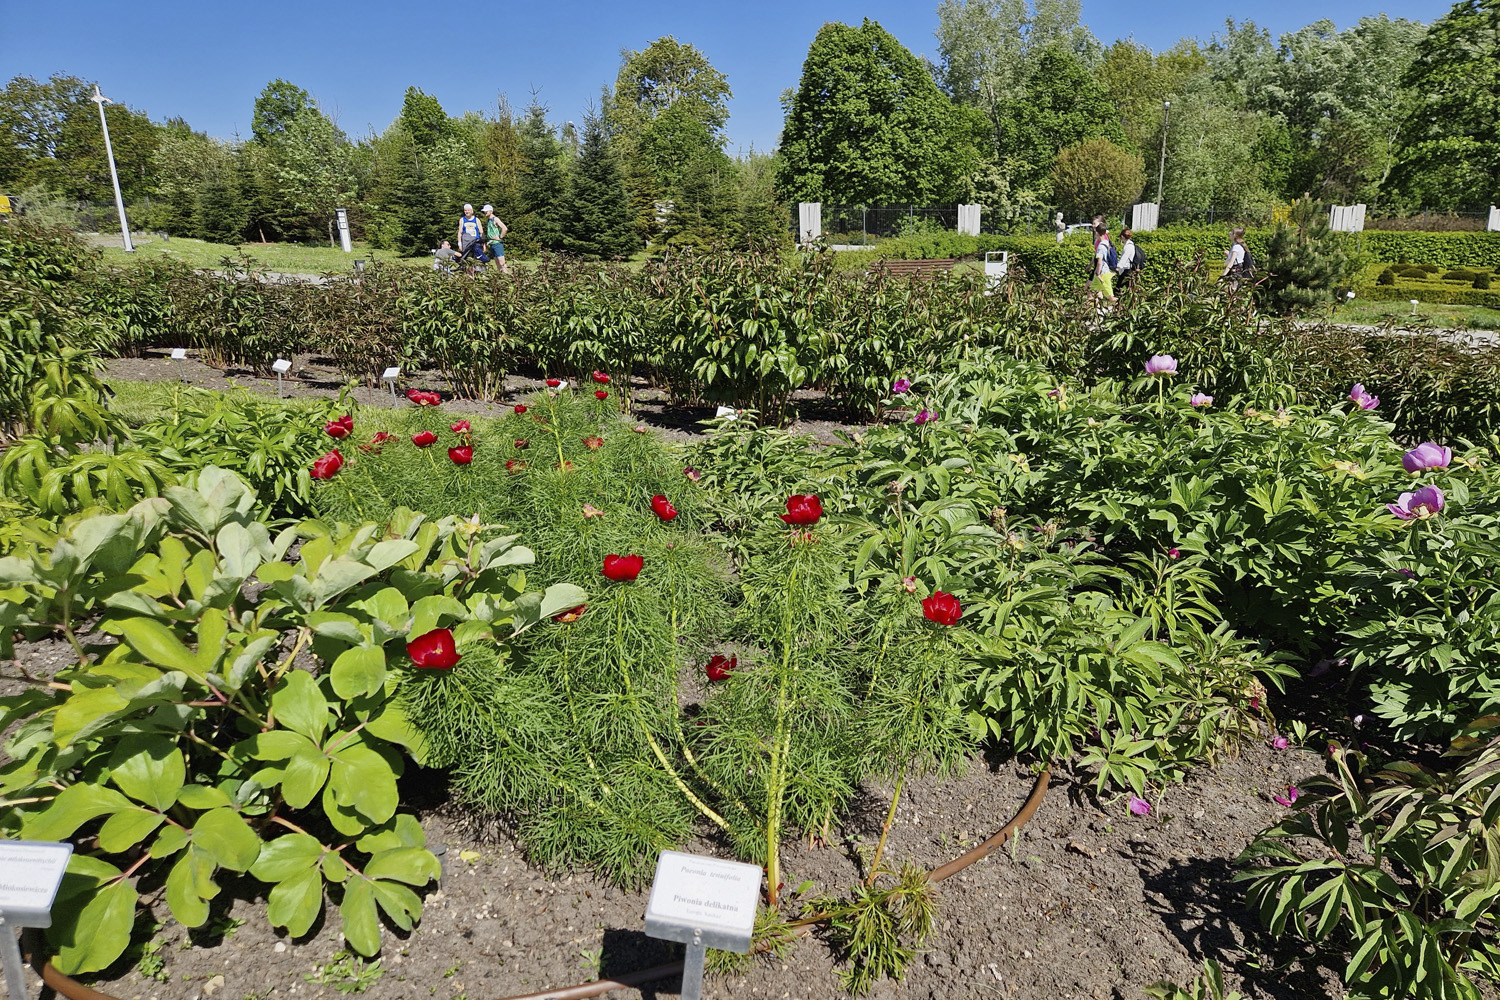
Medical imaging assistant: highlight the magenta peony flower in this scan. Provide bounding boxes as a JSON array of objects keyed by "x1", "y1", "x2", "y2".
[
  {"x1": 1273, "y1": 786, "x2": 1300, "y2": 808},
  {"x1": 1190, "y1": 393, "x2": 1213, "y2": 407},
  {"x1": 1271, "y1": 735, "x2": 1289, "y2": 750},
  {"x1": 1127, "y1": 795, "x2": 1151, "y2": 816},
  {"x1": 891, "y1": 378, "x2": 911, "y2": 394},
  {"x1": 1402, "y1": 442, "x2": 1452, "y2": 473},
  {"x1": 1349, "y1": 384, "x2": 1379, "y2": 409},
  {"x1": 1388, "y1": 485, "x2": 1445, "y2": 521},
  {"x1": 1144, "y1": 355, "x2": 1178, "y2": 375},
  {"x1": 914, "y1": 409, "x2": 935, "y2": 425}
]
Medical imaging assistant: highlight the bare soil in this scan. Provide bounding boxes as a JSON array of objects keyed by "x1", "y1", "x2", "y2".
[{"x1": 5, "y1": 354, "x2": 1358, "y2": 1000}]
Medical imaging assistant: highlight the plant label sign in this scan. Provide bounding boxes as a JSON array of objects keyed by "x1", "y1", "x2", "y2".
[
  {"x1": 272, "y1": 358, "x2": 292, "y2": 374},
  {"x1": 382, "y1": 367, "x2": 401, "y2": 381},
  {"x1": 170, "y1": 348, "x2": 187, "y2": 360},
  {"x1": 644, "y1": 850, "x2": 760, "y2": 953},
  {"x1": 0, "y1": 840, "x2": 72, "y2": 927}
]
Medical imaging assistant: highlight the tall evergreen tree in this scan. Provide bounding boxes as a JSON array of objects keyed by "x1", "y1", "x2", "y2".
[
  {"x1": 516, "y1": 102, "x2": 570, "y2": 251},
  {"x1": 560, "y1": 114, "x2": 636, "y2": 259},
  {"x1": 194, "y1": 169, "x2": 246, "y2": 243}
]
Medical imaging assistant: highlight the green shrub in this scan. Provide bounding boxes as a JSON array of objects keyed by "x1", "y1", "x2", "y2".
[
  {"x1": 1475, "y1": 272, "x2": 1492, "y2": 290},
  {"x1": 1442, "y1": 269, "x2": 1477, "y2": 282},
  {"x1": 1376, "y1": 268, "x2": 1396, "y2": 285}
]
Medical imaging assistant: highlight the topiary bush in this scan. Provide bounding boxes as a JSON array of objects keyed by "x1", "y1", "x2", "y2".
[
  {"x1": 1476, "y1": 272, "x2": 1492, "y2": 290},
  {"x1": 1377, "y1": 268, "x2": 1396, "y2": 285},
  {"x1": 1442, "y1": 270, "x2": 1478, "y2": 282}
]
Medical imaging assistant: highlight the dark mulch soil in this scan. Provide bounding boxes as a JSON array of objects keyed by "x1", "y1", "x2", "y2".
[
  {"x1": 3, "y1": 353, "x2": 1355, "y2": 1000},
  {"x1": 102, "y1": 350, "x2": 869, "y2": 446}
]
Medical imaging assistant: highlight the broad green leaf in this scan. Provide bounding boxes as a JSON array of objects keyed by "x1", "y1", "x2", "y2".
[
  {"x1": 408, "y1": 594, "x2": 468, "y2": 637},
  {"x1": 97, "y1": 807, "x2": 165, "y2": 853},
  {"x1": 307, "y1": 612, "x2": 366, "y2": 646},
  {"x1": 339, "y1": 877, "x2": 381, "y2": 956},
  {"x1": 366, "y1": 539, "x2": 420, "y2": 573},
  {"x1": 360, "y1": 587, "x2": 409, "y2": 629},
  {"x1": 331, "y1": 646, "x2": 386, "y2": 700},
  {"x1": 321, "y1": 784, "x2": 371, "y2": 837},
  {"x1": 266, "y1": 868, "x2": 324, "y2": 937},
  {"x1": 176, "y1": 784, "x2": 234, "y2": 811},
  {"x1": 21, "y1": 783, "x2": 132, "y2": 840},
  {"x1": 52, "y1": 685, "x2": 130, "y2": 747},
  {"x1": 150, "y1": 824, "x2": 191, "y2": 859},
  {"x1": 249, "y1": 730, "x2": 329, "y2": 809},
  {"x1": 328, "y1": 742, "x2": 398, "y2": 824},
  {"x1": 49, "y1": 878, "x2": 136, "y2": 975},
  {"x1": 272, "y1": 670, "x2": 329, "y2": 741},
  {"x1": 193, "y1": 808, "x2": 261, "y2": 871},
  {"x1": 250, "y1": 833, "x2": 324, "y2": 882},
  {"x1": 164, "y1": 849, "x2": 214, "y2": 927},
  {"x1": 363, "y1": 847, "x2": 440, "y2": 886},
  {"x1": 109, "y1": 617, "x2": 205, "y2": 681},
  {"x1": 109, "y1": 737, "x2": 186, "y2": 811},
  {"x1": 355, "y1": 814, "x2": 427, "y2": 855},
  {"x1": 313, "y1": 557, "x2": 379, "y2": 606},
  {"x1": 370, "y1": 879, "x2": 423, "y2": 931}
]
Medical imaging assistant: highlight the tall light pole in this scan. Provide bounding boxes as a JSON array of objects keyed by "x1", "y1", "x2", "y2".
[
  {"x1": 1155, "y1": 100, "x2": 1171, "y2": 208},
  {"x1": 91, "y1": 84, "x2": 134, "y2": 252}
]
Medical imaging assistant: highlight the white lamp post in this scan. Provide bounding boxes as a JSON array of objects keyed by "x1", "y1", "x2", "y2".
[{"x1": 91, "y1": 85, "x2": 134, "y2": 252}]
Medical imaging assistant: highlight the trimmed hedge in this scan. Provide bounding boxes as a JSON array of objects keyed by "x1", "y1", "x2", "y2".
[
  {"x1": 1353, "y1": 283, "x2": 1500, "y2": 309},
  {"x1": 832, "y1": 228, "x2": 1500, "y2": 286}
]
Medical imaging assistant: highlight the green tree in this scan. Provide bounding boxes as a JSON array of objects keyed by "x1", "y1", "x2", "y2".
[
  {"x1": 1095, "y1": 40, "x2": 1207, "y2": 153},
  {"x1": 251, "y1": 79, "x2": 315, "y2": 145},
  {"x1": 399, "y1": 87, "x2": 451, "y2": 150},
  {"x1": 1257, "y1": 197, "x2": 1352, "y2": 314},
  {"x1": 777, "y1": 19, "x2": 988, "y2": 205},
  {"x1": 194, "y1": 169, "x2": 246, "y2": 243},
  {"x1": 271, "y1": 109, "x2": 360, "y2": 245},
  {"x1": 516, "y1": 101, "x2": 570, "y2": 250},
  {"x1": 150, "y1": 120, "x2": 233, "y2": 235},
  {"x1": 994, "y1": 46, "x2": 1124, "y2": 197},
  {"x1": 607, "y1": 36, "x2": 731, "y2": 141},
  {"x1": 47, "y1": 97, "x2": 158, "y2": 206},
  {"x1": 559, "y1": 114, "x2": 636, "y2": 259},
  {"x1": 1387, "y1": 0, "x2": 1500, "y2": 208},
  {"x1": 0, "y1": 74, "x2": 93, "y2": 189},
  {"x1": 935, "y1": 0, "x2": 1100, "y2": 126},
  {"x1": 1050, "y1": 138, "x2": 1145, "y2": 217},
  {"x1": 733, "y1": 149, "x2": 788, "y2": 244}
]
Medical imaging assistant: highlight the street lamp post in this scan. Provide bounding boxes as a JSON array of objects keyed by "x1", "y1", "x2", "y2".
[
  {"x1": 91, "y1": 85, "x2": 134, "y2": 252},
  {"x1": 1155, "y1": 100, "x2": 1171, "y2": 209}
]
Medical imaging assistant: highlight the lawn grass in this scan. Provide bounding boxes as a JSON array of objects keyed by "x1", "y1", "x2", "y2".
[
  {"x1": 1336, "y1": 298, "x2": 1500, "y2": 330},
  {"x1": 100, "y1": 236, "x2": 421, "y2": 274},
  {"x1": 104, "y1": 378, "x2": 333, "y2": 426}
]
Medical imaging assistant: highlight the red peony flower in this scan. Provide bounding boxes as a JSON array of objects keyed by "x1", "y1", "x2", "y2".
[
  {"x1": 406, "y1": 390, "x2": 441, "y2": 406},
  {"x1": 651, "y1": 494, "x2": 679, "y2": 521},
  {"x1": 592, "y1": 371, "x2": 610, "y2": 384},
  {"x1": 325, "y1": 414, "x2": 353, "y2": 438},
  {"x1": 781, "y1": 494, "x2": 823, "y2": 525},
  {"x1": 514, "y1": 438, "x2": 530, "y2": 449},
  {"x1": 595, "y1": 389, "x2": 608, "y2": 400},
  {"x1": 412, "y1": 430, "x2": 438, "y2": 447},
  {"x1": 705, "y1": 654, "x2": 737, "y2": 682},
  {"x1": 583, "y1": 436, "x2": 604, "y2": 450},
  {"x1": 557, "y1": 460, "x2": 575, "y2": 471},
  {"x1": 513, "y1": 404, "x2": 527, "y2": 414},
  {"x1": 552, "y1": 604, "x2": 587, "y2": 623},
  {"x1": 449, "y1": 446, "x2": 473, "y2": 465},
  {"x1": 505, "y1": 459, "x2": 527, "y2": 471},
  {"x1": 684, "y1": 467, "x2": 702, "y2": 482},
  {"x1": 450, "y1": 420, "x2": 471, "y2": 434},
  {"x1": 310, "y1": 449, "x2": 344, "y2": 479},
  {"x1": 602, "y1": 554, "x2": 643, "y2": 581},
  {"x1": 545, "y1": 378, "x2": 561, "y2": 388},
  {"x1": 406, "y1": 627, "x2": 460, "y2": 669},
  {"x1": 921, "y1": 591, "x2": 962, "y2": 626}
]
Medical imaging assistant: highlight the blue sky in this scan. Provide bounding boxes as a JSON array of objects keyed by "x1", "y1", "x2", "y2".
[{"x1": 8, "y1": 0, "x2": 1454, "y2": 152}]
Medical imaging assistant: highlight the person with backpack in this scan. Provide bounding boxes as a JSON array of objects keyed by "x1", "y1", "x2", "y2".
[
  {"x1": 1090, "y1": 222, "x2": 1117, "y2": 304},
  {"x1": 1116, "y1": 228, "x2": 1145, "y2": 288},
  {"x1": 1222, "y1": 227, "x2": 1254, "y2": 285}
]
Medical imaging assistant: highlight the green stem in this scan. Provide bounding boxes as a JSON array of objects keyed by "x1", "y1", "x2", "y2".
[
  {"x1": 866, "y1": 773, "x2": 906, "y2": 886},
  {"x1": 766, "y1": 560, "x2": 800, "y2": 907}
]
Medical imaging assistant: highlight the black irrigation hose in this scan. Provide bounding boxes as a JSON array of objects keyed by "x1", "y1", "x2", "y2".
[
  {"x1": 499, "y1": 766, "x2": 1052, "y2": 1000},
  {"x1": 23, "y1": 768, "x2": 1051, "y2": 1000}
]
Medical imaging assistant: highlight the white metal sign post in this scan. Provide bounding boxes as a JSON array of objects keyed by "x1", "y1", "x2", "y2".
[
  {"x1": 382, "y1": 366, "x2": 401, "y2": 402},
  {"x1": 272, "y1": 358, "x2": 292, "y2": 396},
  {"x1": 0, "y1": 840, "x2": 73, "y2": 999},
  {"x1": 336, "y1": 209, "x2": 353, "y2": 253},
  {"x1": 644, "y1": 851, "x2": 761, "y2": 1000}
]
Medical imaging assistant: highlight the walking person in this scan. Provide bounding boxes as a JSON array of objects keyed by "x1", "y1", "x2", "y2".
[
  {"x1": 482, "y1": 204, "x2": 510, "y2": 275},
  {"x1": 1221, "y1": 227, "x2": 1250, "y2": 287},
  {"x1": 1115, "y1": 228, "x2": 1141, "y2": 291},
  {"x1": 1090, "y1": 222, "x2": 1117, "y2": 305}
]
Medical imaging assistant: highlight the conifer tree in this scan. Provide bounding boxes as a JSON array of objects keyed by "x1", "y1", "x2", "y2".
[
  {"x1": 194, "y1": 170, "x2": 246, "y2": 244},
  {"x1": 1257, "y1": 197, "x2": 1353, "y2": 314},
  {"x1": 517, "y1": 102, "x2": 570, "y2": 251},
  {"x1": 560, "y1": 114, "x2": 637, "y2": 259}
]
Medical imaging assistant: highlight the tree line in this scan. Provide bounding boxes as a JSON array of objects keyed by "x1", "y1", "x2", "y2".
[{"x1": 1, "y1": 0, "x2": 1495, "y2": 255}]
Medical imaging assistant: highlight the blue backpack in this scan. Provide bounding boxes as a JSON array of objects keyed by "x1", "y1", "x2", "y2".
[{"x1": 1103, "y1": 240, "x2": 1118, "y2": 272}]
